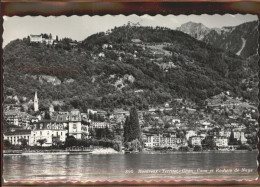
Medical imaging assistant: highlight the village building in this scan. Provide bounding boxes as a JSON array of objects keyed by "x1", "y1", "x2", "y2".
[
  {"x1": 81, "y1": 113, "x2": 89, "y2": 121},
  {"x1": 214, "y1": 136, "x2": 229, "y2": 149},
  {"x1": 102, "y1": 44, "x2": 109, "y2": 49},
  {"x1": 90, "y1": 122, "x2": 110, "y2": 129},
  {"x1": 148, "y1": 107, "x2": 157, "y2": 113},
  {"x1": 144, "y1": 132, "x2": 185, "y2": 148},
  {"x1": 68, "y1": 109, "x2": 82, "y2": 139},
  {"x1": 81, "y1": 124, "x2": 90, "y2": 139},
  {"x1": 49, "y1": 104, "x2": 54, "y2": 114},
  {"x1": 114, "y1": 109, "x2": 130, "y2": 118},
  {"x1": 233, "y1": 130, "x2": 247, "y2": 144},
  {"x1": 31, "y1": 116, "x2": 39, "y2": 123},
  {"x1": 98, "y1": 52, "x2": 105, "y2": 58},
  {"x1": 186, "y1": 108, "x2": 196, "y2": 114},
  {"x1": 29, "y1": 121, "x2": 68, "y2": 146},
  {"x1": 134, "y1": 89, "x2": 144, "y2": 93},
  {"x1": 4, "y1": 130, "x2": 32, "y2": 146},
  {"x1": 4, "y1": 110, "x2": 21, "y2": 126},
  {"x1": 4, "y1": 110, "x2": 34, "y2": 128},
  {"x1": 185, "y1": 130, "x2": 197, "y2": 140},
  {"x1": 199, "y1": 121, "x2": 211, "y2": 130},
  {"x1": 131, "y1": 39, "x2": 142, "y2": 43},
  {"x1": 198, "y1": 132, "x2": 207, "y2": 139},
  {"x1": 87, "y1": 109, "x2": 97, "y2": 115},
  {"x1": 189, "y1": 136, "x2": 202, "y2": 146},
  {"x1": 96, "y1": 109, "x2": 107, "y2": 118},
  {"x1": 42, "y1": 38, "x2": 54, "y2": 45},
  {"x1": 29, "y1": 34, "x2": 43, "y2": 43},
  {"x1": 172, "y1": 117, "x2": 181, "y2": 125},
  {"x1": 51, "y1": 112, "x2": 69, "y2": 122}
]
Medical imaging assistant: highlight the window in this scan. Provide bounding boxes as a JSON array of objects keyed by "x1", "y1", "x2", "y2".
[
  {"x1": 73, "y1": 124, "x2": 77, "y2": 132},
  {"x1": 61, "y1": 132, "x2": 62, "y2": 136},
  {"x1": 40, "y1": 131, "x2": 42, "y2": 135}
]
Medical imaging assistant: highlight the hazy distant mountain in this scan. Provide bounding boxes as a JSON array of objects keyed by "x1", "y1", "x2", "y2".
[
  {"x1": 176, "y1": 21, "x2": 212, "y2": 40},
  {"x1": 176, "y1": 21, "x2": 258, "y2": 58}
]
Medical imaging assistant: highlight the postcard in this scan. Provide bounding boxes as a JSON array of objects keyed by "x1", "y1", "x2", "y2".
[{"x1": 2, "y1": 11, "x2": 259, "y2": 185}]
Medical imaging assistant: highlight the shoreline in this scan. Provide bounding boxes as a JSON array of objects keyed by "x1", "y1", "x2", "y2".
[{"x1": 3, "y1": 149, "x2": 257, "y2": 156}]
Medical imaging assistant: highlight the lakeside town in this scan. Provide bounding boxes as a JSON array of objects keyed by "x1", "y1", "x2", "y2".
[
  {"x1": 3, "y1": 26, "x2": 259, "y2": 154},
  {"x1": 3, "y1": 89, "x2": 258, "y2": 154}
]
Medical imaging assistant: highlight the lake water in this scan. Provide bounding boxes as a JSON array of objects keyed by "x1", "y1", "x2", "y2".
[{"x1": 3, "y1": 151, "x2": 258, "y2": 181}]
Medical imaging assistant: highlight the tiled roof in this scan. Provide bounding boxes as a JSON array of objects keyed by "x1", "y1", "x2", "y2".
[{"x1": 4, "y1": 130, "x2": 31, "y2": 135}]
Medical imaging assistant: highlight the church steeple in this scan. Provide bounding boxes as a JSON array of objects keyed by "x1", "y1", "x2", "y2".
[{"x1": 34, "y1": 91, "x2": 39, "y2": 112}]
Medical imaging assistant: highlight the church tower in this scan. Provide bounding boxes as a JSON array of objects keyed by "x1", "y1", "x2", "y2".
[{"x1": 34, "y1": 91, "x2": 39, "y2": 112}]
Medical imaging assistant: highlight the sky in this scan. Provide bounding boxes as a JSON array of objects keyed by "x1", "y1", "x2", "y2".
[{"x1": 3, "y1": 14, "x2": 258, "y2": 47}]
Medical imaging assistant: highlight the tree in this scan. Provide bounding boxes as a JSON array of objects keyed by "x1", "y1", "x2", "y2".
[
  {"x1": 3, "y1": 140, "x2": 12, "y2": 149},
  {"x1": 89, "y1": 128, "x2": 96, "y2": 138},
  {"x1": 18, "y1": 138, "x2": 28, "y2": 148},
  {"x1": 179, "y1": 146, "x2": 189, "y2": 152},
  {"x1": 37, "y1": 138, "x2": 47, "y2": 148},
  {"x1": 64, "y1": 136, "x2": 77, "y2": 147},
  {"x1": 52, "y1": 136, "x2": 62, "y2": 147},
  {"x1": 130, "y1": 139, "x2": 142, "y2": 152},
  {"x1": 130, "y1": 107, "x2": 141, "y2": 141},
  {"x1": 123, "y1": 116, "x2": 130, "y2": 142},
  {"x1": 193, "y1": 145, "x2": 202, "y2": 151},
  {"x1": 123, "y1": 107, "x2": 143, "y2": 152},
  {"x1": 44, "y1": 111, "x2": 51, "y2": 119},
  {"x1": 123, "y1": 107, "x2": 141, "y2": 143},
  {"x1": 202, "y1": 137, "x2": 216, "y2": 150},
  {"x1": 104, "y1": 126, "x2": 114, "y2": 140},
  {"x1": 112, "y1": 141, "x2": 121, "y2": 152}
]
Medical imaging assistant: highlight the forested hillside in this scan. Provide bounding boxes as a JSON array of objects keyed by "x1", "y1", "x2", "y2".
[{"x1": 3, "y1": 24, "x2": 258, "y2": 112}]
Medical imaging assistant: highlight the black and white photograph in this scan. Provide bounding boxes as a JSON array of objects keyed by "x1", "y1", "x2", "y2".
[{"x1": 2, "y1": 14, "x2": 259, "y2": 182}]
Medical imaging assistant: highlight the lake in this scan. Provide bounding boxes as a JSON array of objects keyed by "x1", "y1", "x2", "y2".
[{"x1": 3, "y1": 151, "x2": 258, "y2": 181}]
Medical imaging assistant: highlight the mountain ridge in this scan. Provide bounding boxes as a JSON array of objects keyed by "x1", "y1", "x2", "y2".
[{"x1": 176, "y1": 20, "x2": 258, "y2": 58}]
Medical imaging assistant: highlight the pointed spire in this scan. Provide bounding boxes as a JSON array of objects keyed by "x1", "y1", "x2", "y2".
[
  {"x1": 34, "y1": 91, "x2": 38, "y2": 101},
  {"x1": 34, "y1": 91, "x2": 39, "y2": 112}
]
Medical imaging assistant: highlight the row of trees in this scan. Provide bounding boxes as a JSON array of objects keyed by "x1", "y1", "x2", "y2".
[{"x1": 64, "y1": 136, "x2": 121, "y2": 151}]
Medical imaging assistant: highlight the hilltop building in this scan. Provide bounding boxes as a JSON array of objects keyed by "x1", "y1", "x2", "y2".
[
  {"x1": 29, "y1": 34, "x2": 54, "y2": 45},
  {"x1": 29, "y1": 34, "x2": 43, "y2": 43}
]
